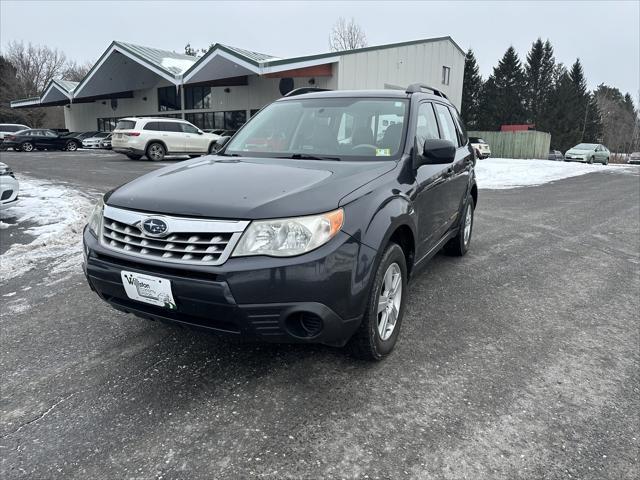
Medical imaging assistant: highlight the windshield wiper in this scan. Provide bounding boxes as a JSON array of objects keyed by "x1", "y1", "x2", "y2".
[{"x1": 280, "y1": 153, "x2": 342, "y2": 161}]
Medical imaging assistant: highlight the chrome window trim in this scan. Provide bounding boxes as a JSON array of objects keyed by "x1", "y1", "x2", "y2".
[{"x1": 100, "y1": 205, "x2": 249, "y2": 266}]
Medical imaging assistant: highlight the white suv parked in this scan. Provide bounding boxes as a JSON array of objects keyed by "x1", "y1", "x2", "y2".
[
  {"x1": 111, "y1": 117, "x2": 220, "y2": 161},
  {"x1": 0, "y1": 123, "x2": 30, "y2": 141}
]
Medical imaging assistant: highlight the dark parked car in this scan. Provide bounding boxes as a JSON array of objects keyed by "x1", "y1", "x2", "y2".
[
  {"x1": 83, "y1": 85, "x2": 477, "y2": 360},
  {"x1": 1, "y1": 129, "x2": 81, "y2": 152},
  {"x1": 548, "y1": 150, "x2": 564, "y2": 161},
  {"x1": 72, "y1": 131, "x2": 101, "y2": 141},
  {"x1": 628, "y1": 152, "x2": 640, "y2": 165}
]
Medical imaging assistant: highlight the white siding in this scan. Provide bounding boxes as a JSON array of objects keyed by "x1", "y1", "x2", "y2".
[
  {"x1": 336, "y1": 39, "x2": 464, "y2": 108},
  {"x1": 64, "y1": 74, "x2": 337, "y2": 130}
]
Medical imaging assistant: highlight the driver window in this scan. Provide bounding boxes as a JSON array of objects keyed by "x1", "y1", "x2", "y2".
[
  {"x1": 416, "y1": 103, "x2": 439, "y2": 147},
  {"x1": 434, "y1": 103, "x2": 460, "y2": 147},
  {"x1": 181, "y1": 123, "x2": 198, "y2": 134}
]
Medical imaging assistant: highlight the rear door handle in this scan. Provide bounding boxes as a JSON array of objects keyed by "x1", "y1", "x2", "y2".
[{"x1": 445, "y1": 167, "x2": 455, "y2": 177}]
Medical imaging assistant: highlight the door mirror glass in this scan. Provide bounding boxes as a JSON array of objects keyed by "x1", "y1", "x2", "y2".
[{"x1": 416, "y1": 138, "x2": 456, "y2": 167}]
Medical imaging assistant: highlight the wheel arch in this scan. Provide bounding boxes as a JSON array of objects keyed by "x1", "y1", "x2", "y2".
[{"x1": 145, "y1": 139, "x2": 168, "y2": 154}]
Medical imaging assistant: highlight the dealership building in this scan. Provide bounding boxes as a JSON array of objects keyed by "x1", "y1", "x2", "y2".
[{"x1": 11, "y1": 36, "x2": 465, "y2": 132}]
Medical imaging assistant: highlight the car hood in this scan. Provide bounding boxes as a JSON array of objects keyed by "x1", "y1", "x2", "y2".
[
  {"x1": 566, "y1": 149, "x2": 589, "y2": 155},
  {"x1": 106, "y1": 155, "x2": 397, "y2": 219}
]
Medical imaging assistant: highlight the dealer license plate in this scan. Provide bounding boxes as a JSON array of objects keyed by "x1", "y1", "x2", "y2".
[{"x1": 121, "y1": 270, "x2": 176, "y2": 309}]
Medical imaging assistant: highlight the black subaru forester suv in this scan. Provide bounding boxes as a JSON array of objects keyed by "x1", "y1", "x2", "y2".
[{"x1": 83, "y1": 85, "x2": 477, "y2": 360}]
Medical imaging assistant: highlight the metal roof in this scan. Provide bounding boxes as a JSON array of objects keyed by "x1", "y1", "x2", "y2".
[
  {"x1": 114, "y1": 41, "x2": 198, "y2": 75},
  {"x1": 218, "y1": 44, "x2": 279, "y2": 64},
  {"x1": 262, "y1": 36, "x2": 465, "y2": 67},
  {"x1": 54, "y1": 80, "x2": 79, "y2": 93}
]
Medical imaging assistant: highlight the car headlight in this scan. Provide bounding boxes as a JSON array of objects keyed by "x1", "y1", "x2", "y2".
[
  {"x1": 232, "y1": 208, "x2": 344, "y2": 257},
  {"x1": 87, "y1": 197, "x2": 104, "y2": 236}
]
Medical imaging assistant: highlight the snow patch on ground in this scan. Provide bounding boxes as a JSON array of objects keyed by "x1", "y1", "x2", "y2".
[
  {"x1": 0, "y1": 176, "x2": 94, "y2": 282},
  {"x1": 476, "y1": 158, "x2": 637, "y2": 190}
]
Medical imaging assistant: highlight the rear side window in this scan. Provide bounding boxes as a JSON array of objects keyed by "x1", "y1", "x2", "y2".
[
  {"x1": 448, "y1": 107, "x2": 467, "y2": 145},
  {"x1": 162, "y1": 122, "x2": 183, "y2": 132},
  {"x1": 434, "y1": 104, "x2": 460, "y2": 147},
  {"x1": 115, "y1": 120, "x2": 136, "y2": 130},
  {"x1": 415, "y1": 103, "x2": 440, "y2": 147},
  {"x1": 143, "y1": 122, "x2": 161, "y2": 131},
  {"x1": 1, "y1": 125, "x2": 22, "y2": 132}
]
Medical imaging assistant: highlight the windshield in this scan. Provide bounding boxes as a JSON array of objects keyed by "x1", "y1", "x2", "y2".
[
  {"x1": 225, "y1": 97, "x2": 408, "y2": 160},
  {"x1": 573, "y1": 143, "x2": 597, "y2": 150}
]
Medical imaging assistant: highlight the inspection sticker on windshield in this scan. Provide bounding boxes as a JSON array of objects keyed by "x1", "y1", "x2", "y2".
[
  {"x1": 376, "y1": 148, "x2": 391, "y2": 156},
  {"x1": 121, "y1": 270, "x2": 176, "y2": 310}
]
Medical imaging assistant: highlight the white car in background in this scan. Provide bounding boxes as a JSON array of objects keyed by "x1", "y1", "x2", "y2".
[
  {"x1": 0, "y1": 162, "x2": 19, "y2": 208},
  {"x1": 0, "y1": 123, "x2": 30, "y2": 142},
  {"x1": 82, "y1": 132, "x2": 110, "y2": 149},
  {"x1": 111, "y1": 117, "x2": 220, "y2": 161},
  {"x1": 469, "y1": 136, "x2": 491, "y2": 159}
]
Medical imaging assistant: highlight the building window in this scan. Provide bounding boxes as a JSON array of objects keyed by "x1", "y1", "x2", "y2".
[
  {"x1": 158, "y1": 86, "x2": 181, "y2": 111},
  {"x1": 97, "y1": 117, "x2": 122, "y2": 131},
  {"x1": 185, "y1": 86, "x2": 211, "y2": 110},
  {"x1": 185, "y1": 110, "x2": 247, "y2": 130},
  {"x1": 250, "y1": 109, "x2": 261, "y2": 117},
  {"x1": 441, "y1": 66, "x2": 451, "y2": 86}
]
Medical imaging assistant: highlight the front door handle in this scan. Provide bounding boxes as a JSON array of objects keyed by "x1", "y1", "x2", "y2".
[{"x1": 445, "y1": 167, "x2": 455, "y2": 178}]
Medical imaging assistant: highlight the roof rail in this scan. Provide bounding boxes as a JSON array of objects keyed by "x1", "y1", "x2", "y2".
[
  {"x1": 405, "y1": 83, "x2": 449, "y2": 99},
  {"x1": 284, "y1": 87, "x2": 332, "y2": 97}
]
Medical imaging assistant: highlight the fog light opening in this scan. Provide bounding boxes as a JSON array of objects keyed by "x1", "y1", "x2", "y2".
[{"x1": 285, "y1": 312, "x2": 324, "y2": 338}]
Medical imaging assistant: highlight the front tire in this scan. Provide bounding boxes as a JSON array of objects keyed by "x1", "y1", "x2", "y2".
[
  {"x1": 146, "y1": 142, "x2": 166, "y2": 161},
  {"x1": 444, "y1": 196, "x2": 475, "y2": 256},
  {"x1": 349, "y1": 243, "x2": 407, "y2": 361},
  {"x1": 588, "y1": 156, "x2": 594, "y2": 164},
  {"x1": 21, "y1": 142, "x2": 34, "y2": 152}
]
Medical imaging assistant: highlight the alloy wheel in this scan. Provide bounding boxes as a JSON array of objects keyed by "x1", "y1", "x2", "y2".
[
  {"x1": 148, "y1": 144, "x2": 164, "y2": 160},
  {"x1": 377, "y1": 263, "x2": 402, "y2": 341},
  {"x1": 22, "y1": 142, "x2": 33, "y2": 152},
  {"x1": 463, "y1": 203, "x2": 473, "y2": 246}
]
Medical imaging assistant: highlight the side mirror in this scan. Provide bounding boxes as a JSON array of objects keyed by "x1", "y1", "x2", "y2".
[
  {"x1": 197, "y1": 130, "x2": 204, "y2": 135},
  {"x1": 415, "y1": 138, "x2": 456, "y2": 168},
  {"x1": 214, "y1": 135, "x2": 231, "y2": 151}
]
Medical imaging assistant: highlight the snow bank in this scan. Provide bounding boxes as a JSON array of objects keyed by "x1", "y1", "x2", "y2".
[
  {"x1": 475, "y1": 158, "x2": 636, "y2": 190},
  {"x1": 0, "y1": 176, "x2": 94, "y2": 282}
]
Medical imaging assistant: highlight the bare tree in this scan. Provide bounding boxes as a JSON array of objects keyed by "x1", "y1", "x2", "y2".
[
  {"x1": 329, "y1": 17, "x2": 367, "y2": 52},
  {"x1": 64, "y1": 60, "x2": 93, "y2": 82},
  {"x1": 4, "y1": 41, "x2": 69, "y2": 97}
]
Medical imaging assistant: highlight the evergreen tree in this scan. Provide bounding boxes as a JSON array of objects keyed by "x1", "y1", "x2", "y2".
[
  {"x1": 524, "y1": 38, "x2": 544, "y2": 124},
  {"x1": 547, "y1": 72, "x2": 582, "y2": 151},
  {"x1": 461, "y1": 49, "x2": 483, "y2": 129},
  {"x1": 536, "y1": 40, "x2": 557, "y2": 132},
  {"x1": 478, "y1": 46, "x2": 526, "y2": 130},
  {"x1": 623, "y1": 93, "x2": 637, "y2": 117},
  {"x1": 582, "y1": 93, "x2": 603, "y2": 143}
]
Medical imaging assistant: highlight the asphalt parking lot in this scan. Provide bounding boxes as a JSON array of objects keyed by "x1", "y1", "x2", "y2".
[{"x1": 1, "y1": 150, "x2": 639, "y2": 479}]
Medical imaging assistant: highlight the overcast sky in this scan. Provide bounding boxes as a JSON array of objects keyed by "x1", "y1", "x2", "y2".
[{"x1": 1, "y1": 0, "x2": 638, "y2": 97}]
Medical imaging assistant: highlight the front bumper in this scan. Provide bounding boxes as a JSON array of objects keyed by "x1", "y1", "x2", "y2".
[{"x1": 83, "y1": 226, "x2": 376, "y2": 346}]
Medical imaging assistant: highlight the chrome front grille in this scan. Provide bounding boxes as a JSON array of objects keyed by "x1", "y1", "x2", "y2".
[{"x1": 100, "y1": 205, "x2": 249, "y2": 266}]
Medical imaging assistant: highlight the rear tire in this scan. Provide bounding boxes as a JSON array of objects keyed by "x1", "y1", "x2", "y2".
[
  {"x1": 65, "y1": 141, "x2": 78, "y2": 152},
  {"x1": 21, "y1": 142, "x2": 34, "y2": 152},
  {"x1": 208, "y1": 143, "x2": 217, "y2": 154},
  {"x1": 146, "y1": 142, "x2": 165, "y2": 161},
  {"x1": 444, "y1": 196, "x2": 475, "y2": 256},
  {"x1": 349, "y1": 242, "x2": 407, "y2": 361}
]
